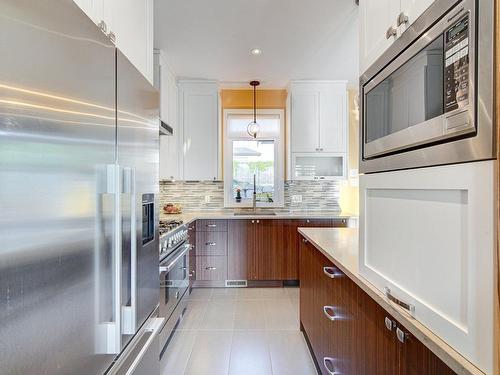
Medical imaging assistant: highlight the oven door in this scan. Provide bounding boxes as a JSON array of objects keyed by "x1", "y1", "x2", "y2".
[
  {"x1": 362, "y1": 0, "x2": 476, "y2": 161},
  {"x1": 159, "y1": 243, "x2": 190, "y2": 322}
]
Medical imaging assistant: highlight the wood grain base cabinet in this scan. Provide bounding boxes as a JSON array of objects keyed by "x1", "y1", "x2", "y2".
[
  {"x1": 226, "y1": 218, "x2": 346, "y2": 282},
  {"x1": 193, "y1": 220, "x2": 228, "y2": 286},
  {"x1": 299, "y1": 234, "x2": 456, "y2": 375}
]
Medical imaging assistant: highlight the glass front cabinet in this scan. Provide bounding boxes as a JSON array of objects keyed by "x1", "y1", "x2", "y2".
[{"x1": 291, "y1": 153, "x2": 346, "y2": 180}]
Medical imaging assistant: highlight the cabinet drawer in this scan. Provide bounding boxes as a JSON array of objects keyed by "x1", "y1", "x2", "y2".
[
  {"x1": 196, "y1": 220, "x2": 227, "y2": 232},
  {"x1": 196, "y1": 232, "x2": 227, "y2": 256},
  {"x1": 196, "y1": 256, "x2": 227, "y2": 281}
]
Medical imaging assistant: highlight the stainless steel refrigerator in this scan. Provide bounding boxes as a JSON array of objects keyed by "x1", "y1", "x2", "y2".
[{"x1": 0, "y1": 1, "x2": 162, "y2": 374}]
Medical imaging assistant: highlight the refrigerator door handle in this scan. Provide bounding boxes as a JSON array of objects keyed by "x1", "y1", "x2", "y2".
[
  {"x1": 96, "y1": 164, "x2": 122, "y2": 354},
  {"x1": 122, "y1": 167, "x2": 137, "y2": 335}
]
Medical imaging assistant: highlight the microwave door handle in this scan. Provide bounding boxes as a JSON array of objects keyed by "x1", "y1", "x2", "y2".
[{"x1": 122, "y1": 167, "x2": 137, "y2": 335}]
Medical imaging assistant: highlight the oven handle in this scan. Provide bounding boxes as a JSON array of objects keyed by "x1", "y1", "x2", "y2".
[{"x1": 159, "y1": 244, "x2": 191, "y2": 274}]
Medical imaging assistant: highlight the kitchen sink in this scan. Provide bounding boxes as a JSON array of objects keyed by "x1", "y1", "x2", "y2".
[{"x1": 233, "y1": 211, "x2": 277, "y2": 216}]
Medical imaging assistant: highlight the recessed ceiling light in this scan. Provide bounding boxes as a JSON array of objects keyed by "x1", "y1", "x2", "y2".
[{"x1": 250, "y1": 48, "x2": 262, "y2": 56}]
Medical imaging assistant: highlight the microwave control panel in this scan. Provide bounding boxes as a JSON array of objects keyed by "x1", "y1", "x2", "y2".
[{"x1": 444, "y1": 16, "x2": 470, "y2": 113}]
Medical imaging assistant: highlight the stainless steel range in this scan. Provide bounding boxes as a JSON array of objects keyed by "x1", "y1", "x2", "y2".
[{"x1": 158, "y1": 224, "x2": 191, "y2": 358}]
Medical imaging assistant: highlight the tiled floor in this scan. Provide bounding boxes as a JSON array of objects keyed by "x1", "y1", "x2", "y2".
[{"x1": 160, "y1": 287, "x2": 317, "y2": 375}]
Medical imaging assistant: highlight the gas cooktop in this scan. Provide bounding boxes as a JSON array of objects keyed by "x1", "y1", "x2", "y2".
[{"x1": 159, "y1": 220, "x2": 183, "y2": 236}]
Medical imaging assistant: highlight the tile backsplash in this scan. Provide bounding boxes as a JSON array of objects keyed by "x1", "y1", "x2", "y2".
[{"x1": 159, "y1": 180, "x2": 341, "y2": 211}]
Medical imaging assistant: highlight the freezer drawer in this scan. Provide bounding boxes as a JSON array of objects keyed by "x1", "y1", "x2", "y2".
[{"x1": 107, "y1": 317, "x2": 164, "y2": 375}]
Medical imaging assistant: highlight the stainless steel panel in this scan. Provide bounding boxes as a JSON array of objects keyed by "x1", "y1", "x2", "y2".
[
  {"x1": 116, "y1": 51, "x2": 160, "y2": 344},
  {"x1": 0, "y1": 0, "x2": 116, "y2": 374},
  {"x1": 359, "y1": 0, "x2": 495, "y2": 173}
]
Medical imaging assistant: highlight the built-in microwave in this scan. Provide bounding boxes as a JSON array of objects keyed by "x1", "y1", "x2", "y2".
[{"x1": 360, "y1": 0, "x2": 494, "y2": 174}]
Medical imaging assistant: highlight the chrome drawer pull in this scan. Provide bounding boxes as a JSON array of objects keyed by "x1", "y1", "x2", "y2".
[
  {"x1": 384, "y1": 287, "x2": 415, "y2": 316},
  {"x1": 323, "y1": 306, "x2": 337, "y2": 321},
  {"x1": 207, "y1": 224, "x2": 217, "y2": 228},
  {"x1": 323, "y1": 357, "x2": 339, "y2": 375},
  {"x1": 205, "y1": 242, "x2": 216, "y2": 246},
  {"x1": 396, "y1": 327, "x2": 408, "y2": 343},
  {"x1": 205, "y1": 267, "x2": 217, "y2": 270},
  {"x1": 323, "y1": 267, "x2": 341, "y2": 279},
  {"x1": 385, "y1": 317, "x2": 395, "y2": 331}
]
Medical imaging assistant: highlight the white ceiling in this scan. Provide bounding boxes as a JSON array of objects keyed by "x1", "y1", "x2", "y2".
[{"x1": 154, "y1": 0, "x2": 359, "y2": 88}]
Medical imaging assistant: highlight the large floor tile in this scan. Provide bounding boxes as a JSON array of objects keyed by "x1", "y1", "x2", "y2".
[
  {"x1": 176, "y1": 300, "x2": 208, "y2": 331},
  {"x1": 228, "y1": 331, "x2": 272, "y2": 375},
  {"x1": 184, "y1": 331, "x2": 233, "y2": 375},
  {"x1": 199, "y1": 300, "x2": 236, "y2": 330},
  {"x1": 259, "y1": 287, "x2": 290, "y2": 300},
  {"x1": 160, "y1": 330, "x2": 197, "y2": 375},
  {"x1": 267, "y1": 330, "x2": 317, "y2": 375},
  {"x1": 211, "y1": 287, "x2": 239, "y2": 301},
  {"x1": 236, "y1": 287, "x2": 264, "y2": 300},
  {"x1": 285, "y1": 287, "x2": 300, "y2": 300},
  {"x1": 233, "y1": 300, "x2": 266, "y2": 330},
  {"x1": 263, "y1": 299, "x2": 300, "y2": 330},
  {"x1": 188, "y1": 288, "x2": 213, "y2": 301}
]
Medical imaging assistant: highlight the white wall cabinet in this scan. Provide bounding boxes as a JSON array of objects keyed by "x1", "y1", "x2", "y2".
[
  {"x1": 178, "y1": 81, "x2": 220, "y2": 181},
  {"x1": 154, "y1": 51, "x2": 180, "y2": 181},
  {"x1": 359, "y1": 0, "x2": 435, "y2": 73},
  {"x1": 288, "y1": 81, "x2": 347, "y2": 180},
  {"x1": 73, "y1": 0, "x2": 154, "y2": 83}
]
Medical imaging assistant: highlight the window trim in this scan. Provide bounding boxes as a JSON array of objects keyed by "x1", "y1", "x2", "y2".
[{"x1": 223, "y1": 108, "x2": 285, "y2": 208}]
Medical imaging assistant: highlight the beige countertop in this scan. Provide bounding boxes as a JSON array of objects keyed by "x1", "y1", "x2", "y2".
[
  {"x1": 297, "y1": 227, "x2": 485, "y2": 375},
  {"x1": 160, "y1": 210, "x2": 357, "y2": 237}
]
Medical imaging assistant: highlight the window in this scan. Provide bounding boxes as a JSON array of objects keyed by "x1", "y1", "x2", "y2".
[{"x1": 224, "y1": 109, "x2": 284, "y2": 207}]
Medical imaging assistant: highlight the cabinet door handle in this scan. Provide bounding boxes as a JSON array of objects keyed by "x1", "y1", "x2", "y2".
[
  {"x1": 98, "y1": 20, "x2": 107, "y2": 33},
  {"x1": 323, "y1": 306, "x2": 337, "y2": 321},
  {"x1": 397, "y1": 12, "x2": 409, "y2": 27},
  {"x1": 205, "y1": 242, "x2": 216, "y2": 246},
  {"x1": 385, "y1": 317, "x2": 395, "y2": 331},
  {"x1": 323, "y1": 357, "x2": 338, "y2": 375},
  {"x1": 396, "y1": 327, "x2": 408, "y2": 343},
  {"x1": 302, "y1": 238, "x2": 308, "y2": 243},
  {"x1": 207, "y1": 224, "x2": 217, "y2": 228},
  {"x1": 108, "y1": 31, "x2": 116, "y2": 43},
  {"x1": 323, "y1": 267, "x2": 341, "y2": 279},
  {"x1": 256, "y1": 220, "x2": 260, "y2": 224},
  {"x1": 386, "y1": 25, "x2": 397, "y2": 39},
  {"x1": 384, "y1": 287, "x2": 415, "y2": 316},
  {"x1": 205, "y1": 266, "x2": 217, "y2": 271}
]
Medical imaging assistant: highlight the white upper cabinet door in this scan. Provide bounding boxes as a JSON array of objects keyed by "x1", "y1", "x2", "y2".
[
  {"x1": 73, "y1": 0, "x2": 103, "y2": 24},
  {"x1": 106, "y1": 0, "x2": 154, "y2": 83},
  {"x1": 359, "y1": 0, "x2": 400, "y2": 73},
  {"x1": 73, "y1": 0, "x2": 154, "y2": 83},
  {"x1": 319, "y1": 85, "x2": 347, "y2": 153},
  {"x1": 291, "y1": 91, "x2": 320, "y2": 153},
  {"x1": 399, "y1": 0, "x2": 435, "y2": 31},
  {"x1": 180, "y1": 82, "x2": 219, "y2": 181}
]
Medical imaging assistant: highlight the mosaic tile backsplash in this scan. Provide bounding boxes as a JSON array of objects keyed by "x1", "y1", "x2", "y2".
[{"x1": 159, "y1": 180, "x2": 341, "y2": 211}]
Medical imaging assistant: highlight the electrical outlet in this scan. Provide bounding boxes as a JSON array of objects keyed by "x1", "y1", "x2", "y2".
[
  {"x1": 291, "y1": 195, "x2": 302, "y2": 204},
  {"x1": 204, "y1": 195, "x2": 211, "y2": 204}
]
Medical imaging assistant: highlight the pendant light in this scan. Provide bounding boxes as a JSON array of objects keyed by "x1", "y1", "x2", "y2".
[{"x1": 247, "y1": 80, "x2": 260, "y2": 138}]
